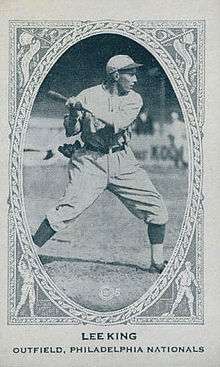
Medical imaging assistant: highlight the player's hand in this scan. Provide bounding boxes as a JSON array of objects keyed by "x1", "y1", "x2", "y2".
[
  {"x1": 65, "y1": 96, "x2": 83, "y2": 111},
  {"x1": 65, "y1": 96, "x2": 77, "y2": 108}
]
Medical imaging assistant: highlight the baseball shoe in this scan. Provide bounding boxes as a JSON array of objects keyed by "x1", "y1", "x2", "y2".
[{"x1": 149, "y1": 260, "x2": 168, "y2": 274}]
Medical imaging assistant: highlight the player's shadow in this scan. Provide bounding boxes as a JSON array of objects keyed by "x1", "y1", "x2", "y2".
[{"x1": 39, "y1": 254, "x2": 149, "y2": 272}]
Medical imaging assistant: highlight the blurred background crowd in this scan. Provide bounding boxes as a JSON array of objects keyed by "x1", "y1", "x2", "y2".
[{"x1": 131, "y1": 110, "x2": 188, "y2": 168}]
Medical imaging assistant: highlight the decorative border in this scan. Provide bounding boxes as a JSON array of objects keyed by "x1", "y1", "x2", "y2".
[{"x1": 8, "y1": 20, "x2": 204, "y2": 325}]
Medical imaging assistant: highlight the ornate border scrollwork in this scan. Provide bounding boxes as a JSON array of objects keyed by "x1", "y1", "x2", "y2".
[{"x1": 8, "y1": 20, "x2": 204, "y2": 325}]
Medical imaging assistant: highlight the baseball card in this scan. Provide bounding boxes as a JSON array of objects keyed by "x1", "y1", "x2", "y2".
[{"x1": 0, "y1": 1, "x2": 219, "y2": 366}]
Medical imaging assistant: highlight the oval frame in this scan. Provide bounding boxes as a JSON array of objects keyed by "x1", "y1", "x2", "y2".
[{"x1": 9, "y1": 20, "x2": 203, "y2": 325}]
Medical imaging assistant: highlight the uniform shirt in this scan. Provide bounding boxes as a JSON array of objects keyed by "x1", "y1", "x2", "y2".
[
  {"x1": 65, "y1": 84, "x2": 143, "y2": 150},
  {"x1": 176, "y1": 270, "x2": 197, "y2": 287}
]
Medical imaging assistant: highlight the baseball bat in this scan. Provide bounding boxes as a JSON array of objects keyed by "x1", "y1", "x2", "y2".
[
  {"x1": 48, "y1": 90, "x2": 68, "y2": 103},
  {"x1": 47, "y1": 90, "x2": 89, "y2": 112},
  {"x1": 47, "y1": 90, "x2": 108, "y2": 125}
]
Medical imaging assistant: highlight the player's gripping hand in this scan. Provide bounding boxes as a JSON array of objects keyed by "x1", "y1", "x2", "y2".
[{"x1": 65, "y1": 96, "x2": 83, "y2": 111}]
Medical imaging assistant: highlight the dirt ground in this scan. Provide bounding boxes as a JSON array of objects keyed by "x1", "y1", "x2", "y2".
[{"x1": 23, "y1": 153, "x2": 188, "y2": 312}]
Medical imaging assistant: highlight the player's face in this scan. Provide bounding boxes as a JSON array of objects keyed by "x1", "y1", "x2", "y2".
[{"x1": 118, "y1": 69, "x2": 137, "y2": 93}]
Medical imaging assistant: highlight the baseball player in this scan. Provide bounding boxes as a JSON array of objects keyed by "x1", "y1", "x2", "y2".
[
  {"x1": 32, "y1": 55, "x2": 168, "y2": 273},
  {"x1": 169, "y1": 261, "x2": 199, "y2": 316},
  {"x1": 168, "y1": 111, "x2": 188, "y2": 168},
  {"x1": 15, "y1": 255, "x2": 36, "y2": 317}
]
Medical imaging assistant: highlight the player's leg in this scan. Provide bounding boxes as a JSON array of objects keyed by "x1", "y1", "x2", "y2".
[
  {"x1": 32, "y1": 218, "x2": 56, "y2": 247},
  {"x1": 170, "y1": 287, "x2": 185, "y2": 315},
  {"x1": 148, "y1": 223, "x2": 167, "y2": 271},
  {"x1": 32, "y1": 151, "x2": 107, "y2": 247},
  {"x1": 28, "y1": 285, "x2": 36, "y2": 317},
  {"x1": 15, "y1": 283, "x2": 31, "y2": 316},
  {"x1": 108, "y1": 149, "x2": 168, "y2": 273},
  {"x1": 185, "y1": 288, "x2": 195, "y2": 316}
]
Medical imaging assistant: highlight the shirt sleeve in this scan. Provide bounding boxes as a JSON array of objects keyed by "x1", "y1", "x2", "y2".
[{"x1": 92, "y1": 93, "x2": 143, "y2": 133}]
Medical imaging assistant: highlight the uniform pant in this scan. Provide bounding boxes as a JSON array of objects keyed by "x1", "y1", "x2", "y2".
[
  {"x1": 46, "y1": 147, "x2": 168, "y2": 232},
  {"x1": 175, "y1": 286, "x2": 194, "y2": 304}
]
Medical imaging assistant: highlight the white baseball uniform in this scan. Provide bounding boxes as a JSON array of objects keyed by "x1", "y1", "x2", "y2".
[{"x1": 46, "y1": 84, "x2": 168, "y2": 232}]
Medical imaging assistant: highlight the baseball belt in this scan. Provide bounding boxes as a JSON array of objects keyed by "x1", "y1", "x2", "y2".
[{"x1": 85, "y1": 143, "x2": 126, "y2": 154}]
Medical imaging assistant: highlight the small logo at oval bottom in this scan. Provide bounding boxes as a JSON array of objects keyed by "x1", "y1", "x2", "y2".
[{"x1": 98, "y1": 285, "x2": 120, "y2": 301}]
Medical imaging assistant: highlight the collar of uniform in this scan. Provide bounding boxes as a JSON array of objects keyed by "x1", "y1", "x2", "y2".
[{"x1": 101, "y1": 82, "x2": 130, "y2": 97}]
